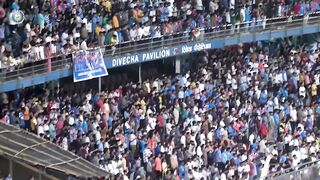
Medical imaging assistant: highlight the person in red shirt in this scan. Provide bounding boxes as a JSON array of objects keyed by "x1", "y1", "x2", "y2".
[
  {"x1": 156, "y1": 112, "x2": 165, "y2": 141},
  {"x1": 154, "y1": 154, "x2": 162, "y2": 178},
  {"x1": 97, "y1": 96, "x2": 104, "y2": 112},
  {"x1": 294, "y1": 2, "x2": 301, "y2": 15},
  {"x1": 260, "y1": 122, "x2": 268, "y2": 138},
  {"x1": 232, "y1": 121, "x2": 240, "y2": 133}
]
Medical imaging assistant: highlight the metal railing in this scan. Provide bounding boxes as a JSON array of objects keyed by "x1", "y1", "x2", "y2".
[
  {"x1": 102, "y1": 13, "x2": 320, "y2": 57},
  {"x1": 266, "y1": 159, "x2": 320, "y2": 180},
  {"x1": 0, "y1": 58, "x2": 72, "y2": 82},
  {"x1": 0, "y1": 14, "x2": 320, "y2": 82}
]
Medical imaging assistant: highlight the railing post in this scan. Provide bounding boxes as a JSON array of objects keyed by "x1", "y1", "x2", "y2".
[
  {"x1": 32, "y1": 61, "x2": 34, "y2": 76},
  {"x1": 17, "y1": 66, "x2": 20, "y2": 78},
  {"x1": 9, "y1": 158, "x2": 13, "y2": 179}
]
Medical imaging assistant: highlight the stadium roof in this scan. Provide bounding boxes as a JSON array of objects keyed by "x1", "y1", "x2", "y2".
[{"x1": 0, "y1": 122, "x2": 110, "y2": 179}]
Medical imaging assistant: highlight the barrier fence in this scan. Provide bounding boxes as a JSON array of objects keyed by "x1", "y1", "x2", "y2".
[
  {"x1": 266, "y1": 160, "x2": 320, "y2": 180},
  {"x1": 0, "y1": 13, "x2": 320, "y2": 82}
]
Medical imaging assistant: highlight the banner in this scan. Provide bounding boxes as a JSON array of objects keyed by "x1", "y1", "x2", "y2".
[
  {"x1": 105, "y1": 41, "x2": 214, "y2": 69},
  {"x1": 73, "y1": 49, "x2": 108, "y2": 82}
]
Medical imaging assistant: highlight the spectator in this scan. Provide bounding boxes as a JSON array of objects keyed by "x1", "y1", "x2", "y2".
[
  {"x1": 2, "y1": 38, "x2": 320, "y2": 179},
  {"x1": 0, "y1": 0, "x2": 316, "y2": 70}
]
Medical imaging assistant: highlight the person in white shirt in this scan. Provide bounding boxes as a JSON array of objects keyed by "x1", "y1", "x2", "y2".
[
  {"x1": 290, "y1": 105, "x2": 298, "y2": 122},
  {"x1": 68, "y1": 115, "x2": 75, "y2": 126},
  {"x1": 39, "y1": 44, "x2": 45, "y2": 60},
  {"x1": 299, "y1": 85, "x2": 306, "y2": 98},
  {"x1": 314, "y1": 73, "x2": 320, "y2": 86},
  {"x1": 61, "y1": 30, "x2": 69, "y2": 46},
  {"x1": 37, "y1": 123, "x2": 44, "y2": 136},
  {"x1": 180, "y1": 134, "x2": 186, "y2": 148},
  {"x1": 143, "y1": 25, "x2": 150, "y2": 38},
  {"x1": 299, "y1": 145, "x2": 308, "y2": 160},
  {"x1": 61, "y1": 136, "x2": 68, "y2": 150},
  {"x1": 291, "y1": 146, "x2": 301, "y2": 163},
  {"x1": 231, "y1": 77, "x2": 238, "y2": 90},
  {"x1": 292, "y1": 154, "x2": 300, "y2": 168},
  {"x1": 137, "y1": 26, "x2": 144, "y2": 40},
  {"x1": 129, "y1": 27, "x2": 138, "y2": 41},
  {"x1": 154, "y1": 26, "x2": 162, "y2": 38},
  {"x1": 80, "y1": 39, "x2": 88, "y2": 51}
]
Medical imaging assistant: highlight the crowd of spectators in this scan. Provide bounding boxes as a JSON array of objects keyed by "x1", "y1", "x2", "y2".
[
  {"x1": 1, "y1": 37, "x2": 320, "y2": 179},
  {"x1": 0, "y1": 0, "x2": 318, "y2": 70}
]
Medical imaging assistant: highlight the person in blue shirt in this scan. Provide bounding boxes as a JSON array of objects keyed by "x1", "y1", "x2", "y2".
[
  {"x1": 182, "y1": 108, "x2": 190, "y2": 120},
  {"x1": 191, "y1": 19, "x2": 197, "y2": 30},
  {"x1": 19, "y1": 111, "x2": 25, "y2": 128},
  {"x1": 215, "y1": 126, "x2": 222, "y2": 140},
  {"x1": 178, "y1": 162, "x2": 185, "y2": 179},
  {"x1": 197, "y1": 14, "x2": 204, "y2": 29},
  {"x1": 259, "y1": 90, "x2": 268, "y2": 106},
  {"x1": 214, "y1": 147, "x2": 225, "y2": 172},
  {"x1": 76, "y1": 119, "x2": 83, "y2": 134},
  {"x1": 170, "y1": 91, "x2": 176, "y2": 102},
  {"x1": 200, "y1": 92, "x2": 206, "y2": 107},
  {"x1": 245, "y1": 5, "x2": 251, "y2": 22},
  {"x1": 139, "y1": 140, "x2": 146, "y2": 156},
  {"x1": 97, "y1": 140, "x2": 104, "y2": 152},
  {"x1": 77, "y1": 6, "x2": 84, "y2": 19},
  {"x1": 273, "y1": 110, "x2": 280, "y2": 130},
  {"x1": 225, "y1": 148, "x2": 233, "y2": 162},
  {"x1": 91, "y1": 14, "x2": 101, "y2": 38},
  {"x1": 117, "y1": 29, "x2": 123, "y2": 43},
  {"x1": 184, "y1": 87, "x2": 190, "y2": 97},
  {"x1": 317, "y1": 0, "x2": 320, "y2": 11},
  {"x1": 11, "y1": 2, "x2": 20, "y2": 10},
  {"x1": 291, "y1": 72, "x2": 299, "y2": 90},
  {"x1": 251, "y1": 139, "x2": 258, "y2": 153},
  {"x1": 205, "y1": 13, "x2": 211, "y2": 28},
  {"x1": 108, "y1": 115, "x2": 113, "y2": 127},
  {"x1": 185, "y1": 88, "x2": 193, "y2": 97},
  {"x1": 235, "y1": 154, "x2": 242, "y2": 167},
  {"x1": 300, "y1": 1, "x2": 306, "y2": 15},
  {"x1": 209, "y1": 99, "x2": 215, "y2": 109},
  {"x1": 214, "y1": 147, "x2": 222, "y2": 163},
  {"x1": 82, "y1": 119, "x2": 88, "y2": 134},
  {"x1": 221, "y1": 148, "x2": 228, "y2": 164},
  {"x1": 279, "y1": 153, "x2": 288, "y2": 164},
  {"x1": 162, "y1": 3, "x2": 170, "y2": 22},
  {"x1": 305, "y1": 115, "x2": 313, "y2": 132},
  {"x1": 227, "y1": 123, "x2": 238, "y2": 138}
]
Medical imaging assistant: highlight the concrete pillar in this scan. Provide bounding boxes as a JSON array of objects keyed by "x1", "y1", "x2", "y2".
[
  {"x1": 98, "y1": 77, "x2": 101, "y2": 94},
  {"x1": 9, "y1": 159, "x2": 13, "y2": 178},
  {"x1": 175, "y1": 56, "x2": 181, "y2": 74},
  {"x1": 139, "y1": 64, "x2": 142, "y2": 84}
]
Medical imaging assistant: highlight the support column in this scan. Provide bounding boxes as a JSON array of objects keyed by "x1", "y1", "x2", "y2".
[
  {"x1": 175, "y1": 56, "x2": 181, "y2": 74},
  {"x1": 57, "y1": 79, "x2": 60, "y2": 89},
  {"x1": 139, "y1": 64, "x2": 142, "y2": 84},
  {"x1": 9, "y1": 159, "x2": 13, "y2": 178},
  {"x1": 98, "y1": 77, "x2": 101, "y2": 94}
]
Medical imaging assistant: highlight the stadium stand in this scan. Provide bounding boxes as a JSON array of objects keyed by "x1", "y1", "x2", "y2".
[
  {"x1": 0, "y1": 0, "x2": 318, "y2": 70},
  {"x1": 0, "y1": 122, "x2": 110, "y2": 179},
  {"x1": 1, "y1": 0, "x2": 320, "y2": 180},
  {"x1": 0, "y1": 13, "x2": 319, "y2": 86},
  {"x1": 2, "y1": 38, "x2": 320, "y2": 179}
]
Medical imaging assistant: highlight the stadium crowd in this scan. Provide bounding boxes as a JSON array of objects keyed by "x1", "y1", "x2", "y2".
[
  {"x1": 1, "y1": 37, "x2": 320, "y2": 179},
  {"x1": 0, "y1": 0, "x2": 318, "y2": 69}
]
